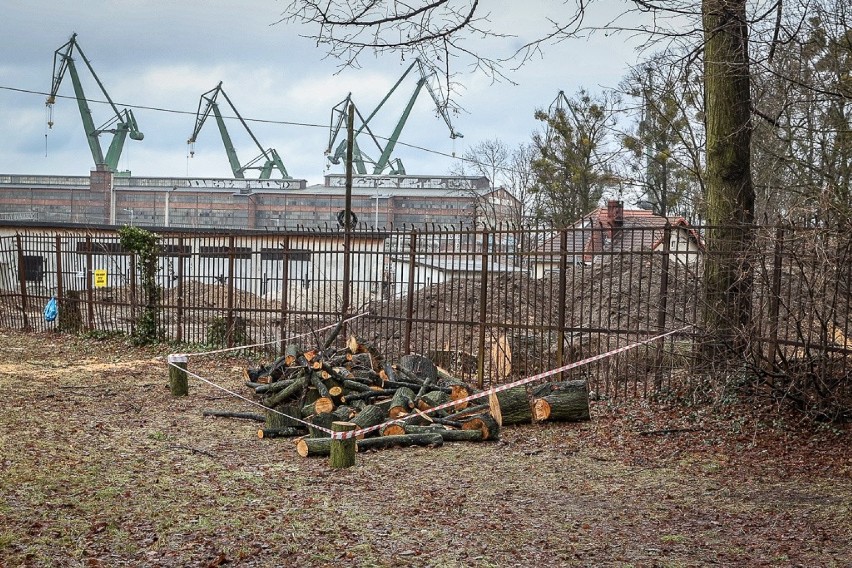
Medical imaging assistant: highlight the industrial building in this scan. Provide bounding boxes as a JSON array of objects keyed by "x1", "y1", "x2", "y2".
[{"x1": 0, "y1": 169, "x2": 520, "y2": 230}]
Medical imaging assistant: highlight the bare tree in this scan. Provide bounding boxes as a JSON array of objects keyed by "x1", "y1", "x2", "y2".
[{"x1": 449, "y1": 138, "x2": 531, "y2": 227}]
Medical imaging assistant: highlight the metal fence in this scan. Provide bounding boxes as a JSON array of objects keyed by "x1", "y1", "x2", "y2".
[{"x1": 1, "y1": 223, "x2": 849, "y2": 399}]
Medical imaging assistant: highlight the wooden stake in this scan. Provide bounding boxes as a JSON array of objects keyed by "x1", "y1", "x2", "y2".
[
  {"x1": 168, "y1": 354, "x2": 189, "y2": 397},
  {"x1": 330, "y1": 421, "x2": 357, "y2": 468}
]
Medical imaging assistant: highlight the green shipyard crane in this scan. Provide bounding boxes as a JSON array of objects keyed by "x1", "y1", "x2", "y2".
[
  {"x1": 326, "y1": 59, "x2": 461, "y2": 175},
  {"x1": 187, "y1": 82, "x2": 290, "y2": 179},
  {"x1": 46, "y1": 33, "x2": 144, "y2": 174}
]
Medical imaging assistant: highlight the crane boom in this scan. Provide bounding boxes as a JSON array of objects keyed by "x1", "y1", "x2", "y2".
[
  {"x1": 187, "y1": 82, "x2": 290, "y2": 179},
  {"x1": 325, "y1": 59, "x2": 462, "y2": 176},
  {"x1": 46, "y1": 33, "x2": 143, "y2": 173}
]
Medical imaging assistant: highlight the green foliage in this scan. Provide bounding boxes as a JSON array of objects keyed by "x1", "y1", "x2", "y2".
[
  {"x1": 118, "y1": 226, "x2": 161, "y2": 345},
  {"x1": 206, "y1": 316, "x2": 249, "y2": 348},
  {"x1": 530, "y1": 89, "x2": 619, "y2": 227},
  {"x1": 82, "y1": 329, "x2": 126, "y2": 342},
  {"x1": 618, "y1": 59, "x2": 705, "y2": 222}
]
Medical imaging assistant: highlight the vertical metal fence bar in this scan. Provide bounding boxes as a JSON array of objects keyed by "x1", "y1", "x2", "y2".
[
  {"x1": 767, "y1": 226, "x2": 784, "y2": 375},
  {"x1": 85, "y1": 235, "x2": 94, "y2": 331},
  {"x1": 175, "y1": 236, "x2": 184, "y2": 343},
  {"x1": 476, "y1": 230, "x2": 489, "y2": 389},
  {"x1": 226, "y1": 235, "x2": 235, "y2": 348},
  {"x1": 404, "y1": 230, "x2": 417, "y2": 354},
  {"x1": 280, "y1": 235, "x2": 290, "y2": 353},
  {"x1": 556, "y1": 229, "x2": 569, "y2": 381},
  {"x1": 654, "y1": 223, "x2": 672, "y2": 392},
  {"x1": 55, "y1": 235, "x2": 64, "y2": 312},
  {"x1": 15, "y1": 234, "x2": 30, "y2": 331}
]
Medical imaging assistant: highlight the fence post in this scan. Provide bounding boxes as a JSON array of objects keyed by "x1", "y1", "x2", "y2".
[
  {"x1": 227, "y1": 235, "x2": 236, "y2": 348},
  {"x1": 654, "y1": 223, "x2": 672, "y2": 392},
  {"x1": 129, "y1": 253, "x2": 137, "y2": 336},
  {"x1": 404, "y1": 230, "x2": 417, "y2": 354},
  {"x1": 279, "y1": 235, "x2": 290, "y2": 353},
  {"x1": 85, "y1": 235, "x2": 95, "y2": 331},
  {"x1": 476, "y1": 230, "x2": 489, "y2": 389},
  {"x1": 556, "y1": 229, "x2": 569, "y2": 380},
  {"x1": 54, "y1": 235, "x2": 64, "y2": 309},
  {"x1": 176, "y1": 237, "x2": 185, "y2": 343},
  {"x1": 767, "y1": 226, "x2": 784, "y2": 373},
  {"x1": 15, "y1": 234, "x2": 31, "y2": 331}
]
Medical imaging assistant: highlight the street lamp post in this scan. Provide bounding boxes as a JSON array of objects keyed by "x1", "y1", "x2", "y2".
[{"x1": 122, "y1": 208, "x2": 134, "y2": 226}]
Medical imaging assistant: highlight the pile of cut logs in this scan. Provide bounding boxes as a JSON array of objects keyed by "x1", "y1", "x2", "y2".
[{"x1": 206, "y1": 322, "x2": 591, "y2": 457}]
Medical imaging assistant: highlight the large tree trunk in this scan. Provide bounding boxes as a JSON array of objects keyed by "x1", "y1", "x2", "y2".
[{"x1": 702, "y1": 0, "x2": 755, "y2": 356}]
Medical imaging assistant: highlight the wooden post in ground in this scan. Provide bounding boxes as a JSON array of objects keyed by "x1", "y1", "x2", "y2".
[
  {"x1": 168, "y1": 354, "x2": 189, "y2": 397},
  {"x1": 330, "y1": 421, "x2": 357, "y2": 468}
]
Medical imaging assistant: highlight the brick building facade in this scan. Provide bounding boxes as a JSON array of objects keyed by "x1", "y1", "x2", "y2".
[{"x1": 0, "y1": 168, "x2": 519, "y2": 230}]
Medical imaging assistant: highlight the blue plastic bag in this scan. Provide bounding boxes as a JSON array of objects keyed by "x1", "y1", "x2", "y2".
[{"x1": 44, "y1": 296, "x2": 58, "y2": 322}]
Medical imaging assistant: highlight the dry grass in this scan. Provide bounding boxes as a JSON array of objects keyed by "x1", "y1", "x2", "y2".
[{"x1": 1, "y1": 330, "x2": 850, "y2": 567}]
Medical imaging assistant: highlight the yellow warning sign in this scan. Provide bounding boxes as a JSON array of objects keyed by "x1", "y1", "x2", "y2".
[{"x1": 94, "y1": 269, "x2": 108, "y2": 288}]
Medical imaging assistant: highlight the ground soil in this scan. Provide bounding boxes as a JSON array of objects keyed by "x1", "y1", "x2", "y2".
[{"x1": 1, "y1": 330, "x2": 850, "y2": 567}]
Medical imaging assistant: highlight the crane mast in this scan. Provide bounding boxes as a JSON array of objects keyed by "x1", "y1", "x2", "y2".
[
  {"x1": 326, "y1": 59, "x2": 462, "y2": 176},
  {"x1": 187, "y1": 82, "x2": 290, "y2": 179},
  {"x1": 46, "y1": 33, "x2": 143, "y2": 174}
]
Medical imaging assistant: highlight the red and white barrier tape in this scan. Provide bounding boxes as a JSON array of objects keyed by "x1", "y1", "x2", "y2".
[
  {"x1": 330, "y1": 326, "x2": 690, "y2": 440},
  {"x1": 169, "y1": 326, "x2": 688, "y2": 440}
]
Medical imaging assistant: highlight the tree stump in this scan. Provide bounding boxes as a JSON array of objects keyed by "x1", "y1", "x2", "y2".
[
  {"x1": 330, "y1": 421, "x2": 357, "y2": 469},
  {"x1": 167, "y1": 354, "x2": 188, "y2": 397}
]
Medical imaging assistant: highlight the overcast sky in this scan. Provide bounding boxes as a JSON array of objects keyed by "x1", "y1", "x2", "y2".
[{"x1": 0, "y1": 0, "x2": 648, "y2": 186}]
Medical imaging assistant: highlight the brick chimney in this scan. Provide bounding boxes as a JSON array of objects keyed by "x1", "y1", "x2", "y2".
[{"x1": 607, "y1": 199, "x2": 624, "y2": 228}]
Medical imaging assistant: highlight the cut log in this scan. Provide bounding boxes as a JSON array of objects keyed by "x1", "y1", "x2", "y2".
[
  {"x1": 439, "y1": 429, "x2": 484, "y2": 443},
  {"x1": 310, "y1": 373, "x2": 330, "y2": 398},
  {"x1": 283, "y1": 343, "x2": 301, "y2": 366},
  {"x1": 342, "y1": 379, "x2": 373, "y2": 393},
  {"x1": 379, "y1": 423, "x2": 408, "y2": 436},
  {"x1": 296, "y1": 437, "x2": 331, "y2": 457},
  {"x1": 389, "y1": 387, "x2": 416, "y2": 419},
  {"x1": 202, "y1": 410, "x2": 265, "y2": 422},
  {"x1": 297, "y1": 433, "x2": 444, "y2": 457},
  {"x1": 461, "y1": 413, "x2": 500, "y2": 441},
  {"x1": 257, "y1": 427, "x2": 302, "y2": 439},
  {"x1": 532, "y1": 384, "x2": 590, "y2": 423},
  {"x1": 391, "y1": 426, "x2": 485, "y2": 442},
  {"x1": 531, "y1": 379, "x2": 589, "y2": 399},
  {"x1": 358, "y1": 433, "x2": 443, "y2": 452},
  {"x1": 341, "y1": 388, "x2": 396, "y2": 404},
  {"x1": 301, "y1": 397, "x2": 335, "y2": 417},
  {"x1": 393, "y1": 365, "x2": 425, "y2": 385},
  {"x1": 346, "y1": 336, "x2": 384, "y2": 371},
  {"x1": 415, "y1": 390, "x2": 450, "y2": 415},
  {"x1": 331, "y1": 405, "x2": 355, "y2": 422},
  {"x1": 399, "y1": 353, "x2": 438, "y2": 383},
  {"x1": 350, "y1": 404, "x2": 387, "y2": 437},
  {"x1": 264, "y1": 374, "x2": 307, "y2": 408},
  {"x1": 322, "y1": 318, "x2": 346, "y2": 349},
  {"x1": 444, "y1": 403, "x2": 490, "y2": 422},
  {"x1": 255, "y1": 378, "x2": 296, "y2": 395},
  {"x1": 328, "y1": 385, "x2": 344, "y2": 400},
  {"x1": 307, "y1": 412, "x2": 333, "y2": 438},
  {"x1": 488, "y1": 385, "x2": 533, "y2": 427},
  {"x1": 266, "y1": 402, "x2": 302, "y2": 430},
  {"x1": 449, "y1": 384, "x2": 471, "y2": 411}
]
